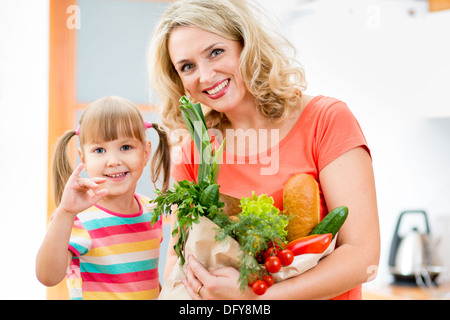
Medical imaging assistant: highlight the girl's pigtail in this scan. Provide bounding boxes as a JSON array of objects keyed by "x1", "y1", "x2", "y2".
[
  {"x1": 149, "y1": 123, "x2": 171, "y2": 193},
  {"x1": 51, "y1": 130, "x2": 77, "y2": 206}
]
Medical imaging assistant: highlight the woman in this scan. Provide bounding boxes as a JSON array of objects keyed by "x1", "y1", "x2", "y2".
[{"x1": 148, "y1": 0, "x2": 380, "y2": 300}]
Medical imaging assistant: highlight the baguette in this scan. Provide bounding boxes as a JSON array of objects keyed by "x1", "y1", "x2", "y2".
[{"x1": 283, "y1": 173, "x2": 321, "y2": 241}]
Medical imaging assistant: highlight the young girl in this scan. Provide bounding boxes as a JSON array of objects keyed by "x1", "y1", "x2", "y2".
[{"x1": 36, "y1": 96, "x2": 171, "y2": 300}]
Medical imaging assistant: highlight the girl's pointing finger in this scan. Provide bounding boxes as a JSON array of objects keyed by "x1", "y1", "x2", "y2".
[
  {"x1": 76, "y1": 177, "x2": 104, "y2": 191},
  {"x1": 68, "y1": 163, "x2": 85, "y2": 183}
]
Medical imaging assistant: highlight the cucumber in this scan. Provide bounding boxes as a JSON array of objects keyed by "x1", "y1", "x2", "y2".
[
  {"x1": 310, "y1": 206, "x2": 348, "y2": 238},
  {"x1": 199, "y1": 184, "x2": 219, "y2": 208}
]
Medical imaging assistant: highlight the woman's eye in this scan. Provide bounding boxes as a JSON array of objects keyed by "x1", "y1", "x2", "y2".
[
  {"x1": 181, "y1": 63, "x2": 194, "y2": 73},
  {"x1": 94, "y1": 148, "x2": 105, "y2": 154},
  {"x1": 211, "y1": 48, "x2": 224, "y2": 58},
  {"x1": 121, "y1": 145, "x2": 132, "y2": 151}
]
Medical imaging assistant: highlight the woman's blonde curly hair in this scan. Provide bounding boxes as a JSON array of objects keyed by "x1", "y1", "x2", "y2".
[{"x1": 147, "y1": 0, "x2": 307, "y2": 133}]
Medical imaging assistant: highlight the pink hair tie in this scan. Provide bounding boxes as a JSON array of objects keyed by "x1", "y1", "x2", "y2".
[
  {"x1": 75, "y1": 125, "x2": 80, "y2": 136},
  {"x1": 143, "y1": 120, "x2": 152, "y2": 129}
]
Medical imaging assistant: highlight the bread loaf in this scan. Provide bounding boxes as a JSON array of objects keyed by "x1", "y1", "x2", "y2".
[{"x1": 283, "y1": 173, "x2": 321, "y2": 241}]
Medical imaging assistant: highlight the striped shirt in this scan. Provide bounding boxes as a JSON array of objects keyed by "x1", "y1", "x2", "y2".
[{"x1": 66, "y1": 194, "x2": 162, "y2": 300}]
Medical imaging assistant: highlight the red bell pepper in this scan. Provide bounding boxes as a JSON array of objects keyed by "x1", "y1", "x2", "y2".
[{"x1": 285, "y1": 233, "x2": 332, "y2": 256}]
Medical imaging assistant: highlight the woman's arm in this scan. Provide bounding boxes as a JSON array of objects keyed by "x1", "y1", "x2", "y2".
[
  {"x1": 183, "y1": 147, "x2": 380, "y2": 299},
  {"x1": 261, "y1": 147, "x2": 380, "y2": 299}
]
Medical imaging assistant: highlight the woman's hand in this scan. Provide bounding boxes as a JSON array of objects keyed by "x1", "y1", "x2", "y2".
[
  {"x1": 59, "y1": 163, "x2": 109, "y2": 216},
  {"x1": 183, "y1": 255, "x2": 255, "y2": 300}
]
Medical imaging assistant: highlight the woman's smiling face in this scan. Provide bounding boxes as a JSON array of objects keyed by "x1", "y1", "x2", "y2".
[{"x1": 168, "y1": 26, "x2": 253, "y2": 114}]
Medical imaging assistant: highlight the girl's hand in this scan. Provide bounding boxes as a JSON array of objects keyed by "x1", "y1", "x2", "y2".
[
  {"x1": 183, "y1": 255, "x2": 255, "y2": 300},
  {"x1": 59, "y1": 163, "x2": 109, "y2": 216}
]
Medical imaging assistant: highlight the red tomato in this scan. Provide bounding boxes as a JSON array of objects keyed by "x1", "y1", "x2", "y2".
[
  {"x1": 268, "y1": 239, "x2": 285, "y2": 251},
  {"x1": 263, "y1": 247, "x2": 278, "y2": 261},
  {"x1": 261, "y1": 275, "x2": 274, "y2": 288},
  {"x1": 277, "y1": 249, "x2": 294, "y2": 266},
  {"x1": 252, "y1": 280, "x2": 268, "y2": 296},
  {"x1": 264, "y1": 256, "x2": 282, "y2": 273}
]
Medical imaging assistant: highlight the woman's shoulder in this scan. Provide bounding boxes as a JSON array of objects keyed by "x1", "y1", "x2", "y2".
[
  {"x1": 301, "y1": 94, "x2": 316, "y2": 107},
  {"x1": 301, "y1": 94, "x2": 352, "y2": 119},
  {"x1": 303, "y1": 94, "x2": 346, "y2": 109}
]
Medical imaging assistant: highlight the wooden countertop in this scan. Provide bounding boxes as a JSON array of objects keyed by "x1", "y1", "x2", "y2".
[{"x1": 362, "y1": 283, "x2": 450, "y2": 300}]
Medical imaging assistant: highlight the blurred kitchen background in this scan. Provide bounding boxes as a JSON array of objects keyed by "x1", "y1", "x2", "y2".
[{"x1": 0, "y1": 0, "x2": 449, "y2": 299}]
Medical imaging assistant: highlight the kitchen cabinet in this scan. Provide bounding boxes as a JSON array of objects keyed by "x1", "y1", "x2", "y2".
[
  {"x1": 421, "y1": 9, "x2": 450, "y2": 118},
  {"x1": 422, "y1": 102, "x2": 450, "y2": 119},
  {"x1": 429, "y1": 0, "x2": 450, "y2": 12}
]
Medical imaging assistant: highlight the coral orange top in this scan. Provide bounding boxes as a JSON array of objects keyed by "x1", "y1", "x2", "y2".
[{"x1": 171, "y1": 95, "x2": 370, "y2": 300}]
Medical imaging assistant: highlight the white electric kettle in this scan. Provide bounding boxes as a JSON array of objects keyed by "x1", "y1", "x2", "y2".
[{"x1": 388, "y1": 210, "x2": 441, "y2": 285}]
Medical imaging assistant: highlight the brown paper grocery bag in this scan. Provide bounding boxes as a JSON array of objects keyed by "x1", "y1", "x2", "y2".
[
  {"x1": 158, "y1": 216, "x2": 241, "y2": 300},
  {"x1": 158, "y1": 216, "x2": 336, "y2": 299}
]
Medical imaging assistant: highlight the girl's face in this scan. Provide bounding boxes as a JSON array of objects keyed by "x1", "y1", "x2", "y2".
[
  {"x1": 168, "y1": 26, "x2": 254, "y2": 114},
  {"x1": 80, "y1": 136, "x2": 150, "y2": 198}
]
